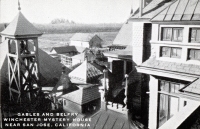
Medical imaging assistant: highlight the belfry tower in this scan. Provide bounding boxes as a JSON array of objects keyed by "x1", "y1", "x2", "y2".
[{"x1": 1, "y1": 4, "x2": 42, "y2": 103}]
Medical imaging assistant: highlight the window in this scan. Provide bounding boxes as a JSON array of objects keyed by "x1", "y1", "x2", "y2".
[
  {"x1": 158, "y1": 80, "x2": 184, "y2": 127},
  {"x1": 160, "y1": 47, "x2": 182, "y2": 58},
  {"x1": 190, "y1": 28, "x2": 200, "y2": 42},
  {"x1": 162, "y1": 28, "x2": 183, "y2": 42},
  {"x1": 188, "y1": 49, "x2": 200, "y2": 61},
  {"x1": 61, "y1": 55, "x2": 72, "y2": 67}
]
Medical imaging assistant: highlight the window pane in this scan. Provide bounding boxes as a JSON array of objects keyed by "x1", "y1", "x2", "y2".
[
  {"x1": 161, "y1": 47, "x2": 171, "y2": 57},
  {"x1": 196, "y1": 30, "x2": 200, "y2": 42},
  {"x1": 171, "y1": 48, "x2": 181, "y2": 58},
  {"x1": 173, "y1": 29, "x2": 183, "y2": 41},
  {"x1": 169, "y1": 96, "x2": 179, "y2": 118},
  {"x1": 189, "y1": 49, "x2": 195, "y2": 59},
  {"x1": 170, "y1": 83, "x2": 180, "y2": 93},
  {"x1": 162, "y1": 28, "x2": 172, "y2": 41},
  {"x1": 190, "y1": 28, "x2": 200, "y2": 42},
  {"x1": 178, "y1": 29, "x2": 183, "y2": 41},
  {"x1": 188, "y1": 49, "x2": 200, "y2": 60},
  {"x1": 159, "y1": 94, "x2": 168, "y2": 127},
  {"x1": 191, "y1": 29, "x2": 196, "y2": 42}
]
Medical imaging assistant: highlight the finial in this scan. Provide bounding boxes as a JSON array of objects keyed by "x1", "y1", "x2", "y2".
[
  {"x1": 18, "y1": 0, "x2": 21, "y2": 11},
  {"x1": 103, "y1": 69, "x2": 107, "y2": 73},
  {"x1": 130, "y1": 6, "x2": 133, "y2": 15}
]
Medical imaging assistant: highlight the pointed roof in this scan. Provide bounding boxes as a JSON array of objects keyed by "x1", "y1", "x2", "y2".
[
  {"x1": 151, "y1": 0, "x2": 200, "y2": 22},
  {"x1": 0, "y1": 11, "x2": 42, "y2": 37},
  {"x1": 68, "y1": 61, "x2": 103, "y2": 83},
  {"x1": 112, "y1": 23, "x2": 133, "y2": 46}
]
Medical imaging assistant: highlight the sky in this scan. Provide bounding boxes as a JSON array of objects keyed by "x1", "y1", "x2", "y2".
[{"x1": 0, "y1": 0, "x2": 139, "y2": 24}]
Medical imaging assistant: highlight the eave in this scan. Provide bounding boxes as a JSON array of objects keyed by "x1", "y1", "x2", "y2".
[{"x1": 136, "y1": 65, "x2": 199, "y2": 82}]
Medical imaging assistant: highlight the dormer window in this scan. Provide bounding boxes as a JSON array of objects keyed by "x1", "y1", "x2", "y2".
[
  {"x1": 160, "y1": 47, "x2": 182, "y2": 58},
  {"x1": 190, "y1": 28, "x2": 200, "y2": 43},
  {"x1": 162, "y1": 28, "x2": 183, "y2": 42}
]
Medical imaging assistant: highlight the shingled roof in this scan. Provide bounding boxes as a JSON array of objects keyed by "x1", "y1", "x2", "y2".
[
  {"x1": 69, "y1": 61, "x2": 103, "y2": 83},
  {"x1": 182, "y1": 78, "x2": 200, "y2": 95},
  {"x1": 130, "y1": 0, "x2": 176, "y2": 21},
  {"x1": 0, "y1": 11, "x2": 42, "y2": 37},
  {"x1": 140, "y1": 58, "x2": 200, "y2": 76},
  {"x1": 151, "y1": 0, "x2": 200, "y2": 21},
  {"x1": 61, "y1": 84, "x2": 100, "y2": 105},
  {"x1": 50, "y1": 46, "x2": 87, "y2": 54}
]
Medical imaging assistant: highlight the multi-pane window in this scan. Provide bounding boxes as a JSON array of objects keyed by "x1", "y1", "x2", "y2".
[
  {"x1": 161, "y1": 47, "x2": 182, "y2": 58},
  {"x1": 61, "y1": 55, "x2": 72, "y2": 67},
  {"x1": 190, "y1": 28, "x2": 200, "y2": 42},
  {"x1": 162, "y1": 28, "x2": 183, "y2": 42},
  {"x1": 158, "y1": 80, "x2": 184, "y2": 127},
  {"x1": 188, "y1": 49, "x2": 200, "y2": 61}
]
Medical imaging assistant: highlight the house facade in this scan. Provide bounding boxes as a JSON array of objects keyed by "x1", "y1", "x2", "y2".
[
  {"x1": 70, "y1": 33, "x2": 102, "y2": 48},
  {"x1": 50, "y1": 46, "x2": 87, "y2": 67},
  {"x1": 136, "y1": 0, "x2": 200, "y2": 128}
]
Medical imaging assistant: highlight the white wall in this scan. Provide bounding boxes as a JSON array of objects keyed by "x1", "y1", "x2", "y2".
[
  {"x1": 72, "y1": 58, "x2": 82, "y2": 66},
  {"x1": 70, "y1": 40, "x2": 89, "y2": 48},
  {"x1": 148, "y1": 75, "x2": 159, "y2": 129},
  {"x1": 151, "y1": 24, "x2": 200, "y2": 65}
]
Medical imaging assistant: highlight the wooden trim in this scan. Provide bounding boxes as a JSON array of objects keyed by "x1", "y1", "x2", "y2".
[{"x1": 136, "y1": 66, "x2": 198, "y2": 81}]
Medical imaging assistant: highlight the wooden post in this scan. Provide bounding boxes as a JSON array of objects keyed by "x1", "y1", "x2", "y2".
[
  {"x1": 16, "y1": 40, "x2": 21, "y2": 104},
  {"x1": 103, "y1": 69, "x2": 107, "y2": 102},
  {"x1": 33, "y1": 38, "x2": 40, "y2": 81},
  {"x1": 124, "y1": 74, "x2": 129, "y2": 110}
]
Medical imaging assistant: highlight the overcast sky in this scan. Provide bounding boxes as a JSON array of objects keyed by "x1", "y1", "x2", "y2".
[{"x1": 0, "y1": 0, "x2": 139, "y2": 24}]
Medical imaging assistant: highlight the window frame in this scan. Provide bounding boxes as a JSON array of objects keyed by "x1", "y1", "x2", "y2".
[
  {"x1": 157, "y1": 80, "x2": 183, "y2": 128},
  {"x1": 188, "y1": 49, "x2": 200, "y2": 61},
  {"x1": 161, "y1": 27, "x2": 183, "y2": 42},
  {"x1": 189, "y1": 28, "x2": 200, "y2": 43},
  {"x1": 160, "y1": 47, "x2": 182, "y2": 58}
]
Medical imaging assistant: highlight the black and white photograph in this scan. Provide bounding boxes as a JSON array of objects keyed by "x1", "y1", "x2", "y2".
[{"x1": 0, "y1": 0, "x2": 200, "y2": 129}]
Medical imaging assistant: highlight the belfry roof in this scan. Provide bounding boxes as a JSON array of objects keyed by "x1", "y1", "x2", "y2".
[{"x1": 0, "y1": 11, "x2": 42, "y2": 37}]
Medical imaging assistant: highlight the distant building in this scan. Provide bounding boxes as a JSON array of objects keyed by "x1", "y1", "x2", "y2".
[
  {"x1": 71, "y1": 50, "x2": 96, "y2": 67},
  {"x1": 70, "y1": 33, "x2": 102, "y2": 48},
  {"x1": 50, "y1": 46, "x2": 88, "y2": 66}
]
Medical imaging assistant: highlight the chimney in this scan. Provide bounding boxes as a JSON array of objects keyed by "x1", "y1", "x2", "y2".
[{"x1": 139, "y1": 0, "x2": 144, "y2": 17}]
